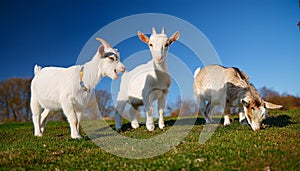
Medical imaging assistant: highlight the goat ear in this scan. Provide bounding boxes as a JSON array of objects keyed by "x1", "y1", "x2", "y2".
[
  {"x1": 168, "y1": 31, "x2": 180, "y2": 45},
  {"x1": 138, "y1": 31, "x2": 149, "y2": 44},
  {"x1": 264, "y1": 101, "x2": 283, "y2": 110},
  {"x1": 98, "y1": 45, "x2": 105, "y2": 57}
]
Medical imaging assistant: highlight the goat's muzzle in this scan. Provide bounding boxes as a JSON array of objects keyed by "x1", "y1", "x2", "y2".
[
  {"x1": 119, "y1": 65, "x2": 126, "y2": 73},
  {"x1": 156, "y1": 56, "x2": 163, "y2": 63}
]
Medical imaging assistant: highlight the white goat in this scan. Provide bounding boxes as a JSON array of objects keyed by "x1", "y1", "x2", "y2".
[
  {"x1": 115, "y1": 27, "x2": 180, "y2": 131},
  {"x1": 193, "y1": 65, "x2": 282, "y2": 131},
  {"x1": 30, "y1": 38, "x2": 125, "y2": 139}
]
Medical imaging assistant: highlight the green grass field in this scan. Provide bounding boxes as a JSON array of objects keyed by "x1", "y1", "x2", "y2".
[{"x1": 1, "y1": 110, "x2": 299, "y2": 170}]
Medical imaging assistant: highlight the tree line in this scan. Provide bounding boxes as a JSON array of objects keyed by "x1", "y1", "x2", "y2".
[
  {"x1": 0, "y1": 78, "x2": 299, "y2": 122},
  {"x1": 0, "y1": 78, "x2": 113, "y2": 122}
]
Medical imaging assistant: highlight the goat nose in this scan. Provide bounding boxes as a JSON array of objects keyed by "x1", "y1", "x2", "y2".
[
  {"x1": 121, "y1": 65, "x2": 126, "y2": 72},
  {"x1": 253, "y1": 127, "x2": 260, "y2": 131},
  {"x1": 157, "y1": 56, "x2": 162, "y2": 62}
]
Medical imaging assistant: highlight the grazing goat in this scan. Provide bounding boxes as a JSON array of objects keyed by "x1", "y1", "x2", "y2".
[
  {"x1": 30, "y1": 38, "x2": 125, "y2": 139},
  {"x1": 193, "y1": 65, "x2": 282, "y2": 131},
  {"x1": 115, "y1": 27, "x2": 180, "y2": 131}
]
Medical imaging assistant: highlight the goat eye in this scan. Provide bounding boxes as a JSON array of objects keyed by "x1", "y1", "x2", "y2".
[
  {"x1": 149, "y1": 44, "x2": 153, "y2": 47},
  {"x1": 164, "y1": 43, "x2": 169, "y2": 48},
  {"x1": 108, "y1": 57, "x2": 115, "y2": 61}
]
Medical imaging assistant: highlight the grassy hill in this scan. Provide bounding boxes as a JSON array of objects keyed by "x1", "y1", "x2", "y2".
[{"x1": 1, "y1": 110, "x2": 299, "y2": 170}]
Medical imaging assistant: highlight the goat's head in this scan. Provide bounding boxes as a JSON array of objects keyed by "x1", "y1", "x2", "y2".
[
  {"x1": 241, "y1": 95, "x2": 283, "y2": 131},
  {"x1": 96, "y1": 38, "x2": 126, "y2": 80},
  {"x1": 138, "y1": 27, "x2": 180, "y2": 64}
]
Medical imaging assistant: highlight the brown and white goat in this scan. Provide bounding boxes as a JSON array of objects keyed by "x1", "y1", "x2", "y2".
[{"x1": 193, "y1": 65, "x2": 282, "y2": 131}]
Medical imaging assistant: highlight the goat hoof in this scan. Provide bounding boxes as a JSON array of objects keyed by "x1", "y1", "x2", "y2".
[
  {"x1": 159, "y1": 123, "x2": 165, "y2": 129},
  {"x1": 34, "y1": 133, "x2": 43, "y2": 137},
  {"x1": 146, "y1": 123, "x2": 155, "y2": 131},
  {"x1": 131, "y1": 121, "x2": 140, "y2": 129},
  {"x1": 224, "y1": 122, "x2": 231, "y2": 126},
  {"x1": 71, "y1": 135, "x2": 82, "y2": 139}
]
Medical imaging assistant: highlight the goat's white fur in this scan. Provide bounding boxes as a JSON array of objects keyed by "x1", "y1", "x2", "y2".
[
  {"x1": 30, "y1": 38, "x2": 125, "y2": 139},
  {"x1": 115, "y1": 27, "x2": 180, "y2": 131}
]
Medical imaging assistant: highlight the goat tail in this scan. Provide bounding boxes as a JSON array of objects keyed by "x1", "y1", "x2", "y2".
[
  {"x1": 34, "y1": 64, "x2": 42, "y2": 75},
  {"x1": 194, "y1": 67, "x2": 201, "y2": 78}
]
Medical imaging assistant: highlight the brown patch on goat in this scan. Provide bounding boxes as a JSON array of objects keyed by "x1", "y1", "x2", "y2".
[{"x1": 246, "y1": 106, "x2": 253, "y2": 123}]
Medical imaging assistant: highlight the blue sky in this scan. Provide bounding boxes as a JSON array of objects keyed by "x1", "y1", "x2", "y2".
[{"x1": 1, "y1": 0, "x2": 299, "y2": 102}]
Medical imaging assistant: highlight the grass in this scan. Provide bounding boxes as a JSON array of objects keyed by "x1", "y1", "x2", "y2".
[{"x1": 0, "y1": 110, "x2": 300, "y2": 170}]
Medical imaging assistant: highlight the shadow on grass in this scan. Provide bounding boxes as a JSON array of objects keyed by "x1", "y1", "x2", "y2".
[
  {"x1": 110, "y1": 117, "x2": 223, "y2": 132},
  {"x1": 264, "y1": 114, "x2": 294, "y2": 128},
  {"x1": 118, "y1": 122, "x2": 137, "y2": 132},
  {"x1": 164, "y1": 117, "x2": 206, "y2": 126},
  {"x1": 102, "y1": 117, "x2": 206, "y2": 132},
  {"x1": 92, "y1": 113, "x2": 293, "y2": 136},
  {"x1": 160, "y1": 114, "x2": 294, "y2": 129},
  {"x1": 103, "y1": 118, "x2": 206, "y2": 133}
]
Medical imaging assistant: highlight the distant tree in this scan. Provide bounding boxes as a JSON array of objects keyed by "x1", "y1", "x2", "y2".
[
  {"x1": 0, "y1": 78, "x2": 31, "y2": 122},
  {"x1": 0, "y1": 78, "x2": 116, "y2": 122},
  {"x1": 260, "y1": 86, "x2": 300, "y2": 110},
  {"x1": 169, "y1": 97, "x2": 198, "y2": 117},
  {"x1": 95, "y1": 89, "x2": 114, "y2": 118},
  {"x1": 76, "y1": 89, "x2": 114, "y2": 120},
  {"x1": 260, "y1": 86, "x2": 283, "y2": 109}
]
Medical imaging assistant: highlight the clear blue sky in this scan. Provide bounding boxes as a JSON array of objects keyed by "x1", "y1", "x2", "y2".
[{"x1": 1, "y1": 0, "x2": 299, "y2": 100}]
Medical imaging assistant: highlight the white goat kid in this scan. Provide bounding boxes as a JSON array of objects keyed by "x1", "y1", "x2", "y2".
[
  {"x1": 30, "y1": 38, "x2": 125, "y2": 139},
  {"x1": 115, "y1": 27, "x2": 180, "y2": 131}
]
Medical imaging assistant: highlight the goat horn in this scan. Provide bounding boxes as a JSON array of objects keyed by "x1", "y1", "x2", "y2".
[
  {"x1": 161, "y1": 27, "x2": 165, "y2": 34},
  {"x1": 96, "y1": 38, "x2": 111, "y2": 48},
  {"x1": 152, "y1": 27, "x2": 157, "y2": 35}
]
